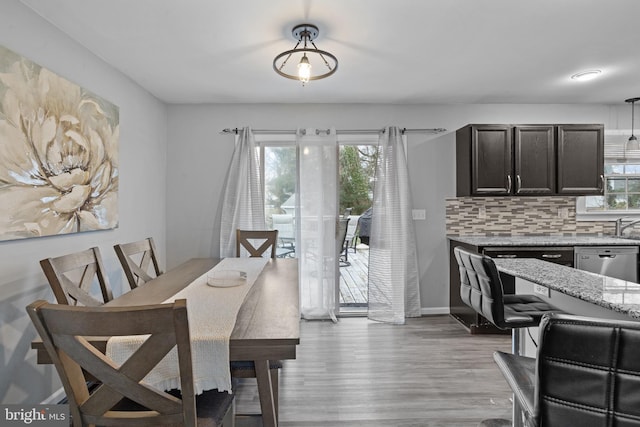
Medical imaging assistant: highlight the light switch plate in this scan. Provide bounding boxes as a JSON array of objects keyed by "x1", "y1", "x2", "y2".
[
  {"x1": 412, "y1": 209, "x2": 426, "y2": 220},
  {"x1": 533, "y1": 284, "x2": 550, "y2": 297}
]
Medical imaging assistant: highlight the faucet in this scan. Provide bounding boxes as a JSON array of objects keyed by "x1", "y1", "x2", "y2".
[{"x1": 614, "y1": 217, "x2": 640, "y2": 237}]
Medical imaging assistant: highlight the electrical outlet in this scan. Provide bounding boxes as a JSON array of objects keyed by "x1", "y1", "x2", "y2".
[
  {"x1": 533, "y1": 284, "x2": 550, "y2": 297},
  {"x1": 412, "y1": 209, "x2": 426, "y2": 220},
  {"x1": 478, "y1": 206, "x2": 486, "y2": 219},
  {"x1": 558, "y1": 208, "x2": 569, "y2": 219}
]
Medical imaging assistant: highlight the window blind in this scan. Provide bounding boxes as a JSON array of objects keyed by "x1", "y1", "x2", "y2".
[{"x1": 605, "y1": 130, "x2": 640, "y2": 161}]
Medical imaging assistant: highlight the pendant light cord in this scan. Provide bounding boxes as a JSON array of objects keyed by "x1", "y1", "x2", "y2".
[{"x1": 632, "y1": 100, "x2": 636, "y2": 139}]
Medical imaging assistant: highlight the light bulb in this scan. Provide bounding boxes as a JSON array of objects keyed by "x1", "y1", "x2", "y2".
[{"x1": 298, "y1": 54, "x2": 311, "y2": 84}]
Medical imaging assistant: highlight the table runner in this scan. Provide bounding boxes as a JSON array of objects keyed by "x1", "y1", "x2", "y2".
[{"x1": 106, "y1": 257, "x2": 269, "y2": 394}]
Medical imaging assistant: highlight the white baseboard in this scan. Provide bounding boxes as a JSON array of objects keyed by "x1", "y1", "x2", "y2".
[
  {"x1": 42, "y1": 387, "x2": 65, "y2": 404},
  {"x1": 420, "y1": 307, "x2": 450, "y2": 316}
]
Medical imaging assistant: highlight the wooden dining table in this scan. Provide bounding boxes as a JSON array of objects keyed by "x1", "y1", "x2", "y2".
[{"x1": 31, "y1": 257, "x2": 300, "y2": 427}]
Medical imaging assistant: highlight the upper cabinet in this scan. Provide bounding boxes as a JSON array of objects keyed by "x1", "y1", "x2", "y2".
[
  {"x1": 456, "y1": 124, "x2": 603, "y2": 197},
  {"x1": 556, "y1": 124, "x2": 604, "y2": 195}
]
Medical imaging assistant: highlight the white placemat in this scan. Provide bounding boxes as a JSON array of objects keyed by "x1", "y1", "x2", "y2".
[{"x1": 106, "y1": 257, "x2": 269, "y2": 394}]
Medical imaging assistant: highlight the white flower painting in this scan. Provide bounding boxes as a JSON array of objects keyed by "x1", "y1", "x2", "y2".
[{"x1": 0, "y1": 45, "x2": 119, "y2": 241}]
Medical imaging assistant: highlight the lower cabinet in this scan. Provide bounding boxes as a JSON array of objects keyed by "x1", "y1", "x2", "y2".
[{"x1": 448, "y1": 240, "x2": 574, "y2": 334}]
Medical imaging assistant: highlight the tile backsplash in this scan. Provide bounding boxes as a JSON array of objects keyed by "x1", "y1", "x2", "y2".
[{"x1": 445, "y1": 196, "x2": 616, "y2": 236}]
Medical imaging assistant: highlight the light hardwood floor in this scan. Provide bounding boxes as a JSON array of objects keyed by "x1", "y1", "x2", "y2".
[{"x1": 235, "y1": 315, "x2": 513, "y2": 426}]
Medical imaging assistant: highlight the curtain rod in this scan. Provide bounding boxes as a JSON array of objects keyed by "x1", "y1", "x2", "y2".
[{"x1": 220, "y1": 127, "x2": 446, "y2": 135}]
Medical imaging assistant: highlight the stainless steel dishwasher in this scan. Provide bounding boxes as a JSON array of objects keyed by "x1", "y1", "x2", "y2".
[{"x1": 574, "y1": 246, "x2": 639, "y2": 282}]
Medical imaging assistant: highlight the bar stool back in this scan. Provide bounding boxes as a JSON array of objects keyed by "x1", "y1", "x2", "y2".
[{"x1": 453, "y1": 246, "x2": 563, "y2": 332}]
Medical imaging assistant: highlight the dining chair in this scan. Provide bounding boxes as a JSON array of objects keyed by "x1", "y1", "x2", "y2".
[
  {"x1": 453, "y1": 246, "x2": 564, "y2": 353},
  {"x1": 234, "y1": 228, "x2": 283, "y2": 419},
  {"x1": 480, "y1": 313, "x2": 640, "y2": 427},
  {"x1": 40, "y1": 247, "x2": 114, "y2": 306},
  {"x1": 114, "y1": 237, "x2": 164, "y2": 289},
  {"x1": 236, "y1": 229, "x2": 279, "y2": 258},
  {"x1": 26, "y1": 298, "x2": 234, "y2": 427}
]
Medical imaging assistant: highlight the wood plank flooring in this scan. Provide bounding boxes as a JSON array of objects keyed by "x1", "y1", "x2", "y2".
[
  {"x1": 234, "y1": 315, "x2": 513, "y2": 426},
  {"x1": 339, "y1": 246, "x2": 369, "y2": 306}
]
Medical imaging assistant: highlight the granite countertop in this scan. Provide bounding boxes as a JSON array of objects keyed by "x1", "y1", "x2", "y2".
[
  {"x1": 494, "y1": 258, "x2": 640, "y2": 319},
  {"x1": 448, "y1": 235, "x2": 640, "y2": 247}
]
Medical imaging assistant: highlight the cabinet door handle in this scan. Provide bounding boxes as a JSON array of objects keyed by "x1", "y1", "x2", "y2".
[
  {"x1": 516, "y1": 175, "x2": 521, "y2": 193},
  {"x1": 495, "y1": 254, "x2": 517, "y2": 258},
  {"x1": 541, "y1": 254, "x2": 562, "y2": 259},
  {"x1": 507, "y1": 175, "x2": 512, "y2": 193},
  {"x1": 599, "y1": 174, "x2": 605, "y2": 190}
]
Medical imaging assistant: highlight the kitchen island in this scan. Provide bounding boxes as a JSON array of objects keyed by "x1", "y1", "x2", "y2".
[
  {"x1": 494, "y1": 258, "x2": 640, "y2": 320},
  {"x1": 448, "y1": 235, "x2": 640, "y2": 333},
  {"x1": 493, "y1": 257, "x2": 640, "y2": 359}
]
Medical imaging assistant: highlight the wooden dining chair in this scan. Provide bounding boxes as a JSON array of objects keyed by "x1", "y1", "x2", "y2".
[
  {"x1": 40, "y1": 247, "x2": 114, "y2": 306},
  {"x1": 236, "y1": 229, "x2": 279, "y2": 258},
  {"x1": 26, "y1": 298, "x2": 234, "y2": 427},
  {"x1": 114, "y1": 237, "x2": 164, "y2": 289},
  {"x1": 234, "y1": 229, "x2": 283, "y2": 418}
]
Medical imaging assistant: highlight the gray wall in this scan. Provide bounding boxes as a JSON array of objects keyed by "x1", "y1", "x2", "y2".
[
  {"x1": 166, "y1": 103, "x2": 628, "y2": 315},
  {"x1": 0, "y1": 1, "x2": 167, "y2": 403}
]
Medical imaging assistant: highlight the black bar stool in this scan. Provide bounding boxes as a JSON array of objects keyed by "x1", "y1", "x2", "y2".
[{"x1": 485, "y1": 313, "x2": 640, "y2": 427}]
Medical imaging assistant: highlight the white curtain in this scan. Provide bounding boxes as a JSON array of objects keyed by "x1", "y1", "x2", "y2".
[
  {"x1": 297, "y1": 128, "x2": 339, "y2": 321},
  {"x1": 368, "y1": 126, "x2": 421, "y2": 324},
  {"x1": 219, "y1": 127, "x2": 265, "y2": 257}
]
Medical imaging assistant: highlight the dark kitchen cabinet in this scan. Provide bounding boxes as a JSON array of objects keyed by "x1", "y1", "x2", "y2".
[
  {"x1": 456, "y1": 123, "x2": 603, "y2": 197},
  {"x1": 556, "y1": 124, "x2": 604, "y2": 195},
  {"x1": 514, "y1": 125, "x2": 556, "y2": 195},
  {"x1": 457, "y1": 125, "x2": 512, "y2": 195}
]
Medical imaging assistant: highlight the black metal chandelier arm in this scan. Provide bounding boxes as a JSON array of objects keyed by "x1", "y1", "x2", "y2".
[
  {"x1": 310, "y1": 41, "x2": 334, "y2": 71},
  {"x1": 277, "y1": 40, "x2": 301, "y2": 72}
]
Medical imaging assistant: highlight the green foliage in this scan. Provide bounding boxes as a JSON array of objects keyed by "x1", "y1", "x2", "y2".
[
  {"x1": 339, "y1": 145, "x2": 376, "y2": 215},
  {"x1": 264, "y1": 144, "x2": 378, "y2": 216},
  {"x1": 265, "y1": 147, "x2": 296, "y2": 209}
]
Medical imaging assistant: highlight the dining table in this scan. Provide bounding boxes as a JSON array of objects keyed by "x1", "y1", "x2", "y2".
[{"x1": 31, "y1": 257, "x2": 300, "y2": 427}]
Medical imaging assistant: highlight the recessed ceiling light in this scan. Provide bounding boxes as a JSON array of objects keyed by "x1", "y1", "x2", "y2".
[{"x1": 570, "y1": 70, "x2": 602, "y2": 82}]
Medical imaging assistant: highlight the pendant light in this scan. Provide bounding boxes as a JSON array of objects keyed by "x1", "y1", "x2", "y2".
[
  {"x1": 627, "y1": 98, "x2": 640, "y2": 151},
  {"x1": 273, "y1": 23, "x2": 338, "y2": 85}
]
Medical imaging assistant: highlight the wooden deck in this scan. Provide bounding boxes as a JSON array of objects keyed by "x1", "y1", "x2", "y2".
[{"x1": 339, "y1": 245, "x2": 369, "y2": 307}]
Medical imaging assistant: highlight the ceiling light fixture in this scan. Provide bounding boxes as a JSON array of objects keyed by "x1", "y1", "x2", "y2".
[
  {"x1": 570, "y1": 70, "x2": 602, "y2": 82},
  {"x1": 626, "y1": 97, "x2": 640, "y2": 151},
  {"x1": 273, "y1": 23, "x2": 338, "y2": 85}
]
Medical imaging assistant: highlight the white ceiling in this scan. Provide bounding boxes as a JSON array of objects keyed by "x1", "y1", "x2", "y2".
[{"x1": 19, "y1": 0, "x2": 640, "y2": 105}]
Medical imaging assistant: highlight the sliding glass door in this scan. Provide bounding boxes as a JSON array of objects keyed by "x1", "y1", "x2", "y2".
[{"x1": 258, "y1": 135, "x2": 378, "y2": 316}]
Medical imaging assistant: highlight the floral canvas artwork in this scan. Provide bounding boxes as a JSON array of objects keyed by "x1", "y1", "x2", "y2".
[{"x1": 0, "y1": 45, "x2": 119, "y2": 241}]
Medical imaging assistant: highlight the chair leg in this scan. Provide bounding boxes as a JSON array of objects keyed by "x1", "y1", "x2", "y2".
[
  {"x1": 512, "y1": 328, "x2": 520, "y2": 355},
  {"x1": 270, "y1": 368, "x2": 279, "y2": 421}
]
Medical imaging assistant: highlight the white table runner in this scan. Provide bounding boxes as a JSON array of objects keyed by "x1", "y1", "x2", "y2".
[{"x1": 106, "y1": 257, "x2": 269, "y2": 394}]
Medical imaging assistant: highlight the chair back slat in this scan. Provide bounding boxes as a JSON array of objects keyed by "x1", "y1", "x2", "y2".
[
  {"x1": 40, "y1": 247, "x2": 114, "y2": 306},
  {"x1": 236, "y1": 229, "x2": 279, "y2": 258},
  {"x1": 114, "y1": 237, "x2": 163, "y2": 289}
]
